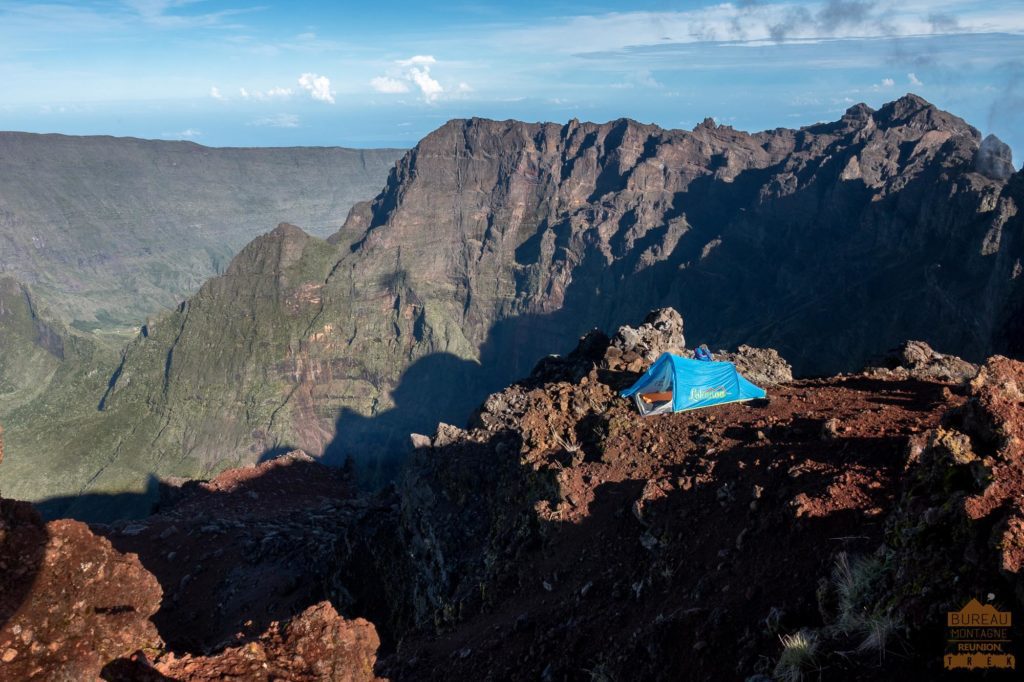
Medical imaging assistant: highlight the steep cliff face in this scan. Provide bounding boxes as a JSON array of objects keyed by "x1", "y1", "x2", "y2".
[
  {"x1": 5, "y1": 95, "x2": 1023, "y2": 520},
  {"x1": 347, "y1": 95, "x2": 1021, "y2": 378},
  {"x1": 0, "y1": 132, "x2": 402, "y2": 330}
]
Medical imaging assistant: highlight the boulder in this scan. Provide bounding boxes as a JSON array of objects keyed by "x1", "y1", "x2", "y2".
[
  {"x1": 152, "y1": 602, "x2": 383, "y2": 682},
  {"x1": 714, "y1": 345, "x2": 794, "y2": 386},
  {"x1": 608, "y1": 308, "x2": 686, "y2": 366},
  {"x1": 874, "y1": 340, "x2": 979, "y2": 383},
  {"x1": 0, "y1": 500, "x2": 162, "y2": 680}
]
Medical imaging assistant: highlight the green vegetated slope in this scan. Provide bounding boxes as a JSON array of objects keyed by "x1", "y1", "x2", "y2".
[
  {"x1": 0, "y1": 275, "x2": 121, "y2": 502},
  {"x1": 0, "y1": 132, "x2": 402, "y2": 332},
  {"x1": 3, "y1": 95, "x2": 1023, "y2": 521},
  {"x1": 1, "y1": 222, "x2": 481, "y2": 520}
]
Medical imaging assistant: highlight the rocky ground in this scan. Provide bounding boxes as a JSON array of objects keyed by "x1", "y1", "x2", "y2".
[
  {"x1": 1, "y1": 308, "x2": 1022, "y2": 680},
  {"x1": 370, "y1": 317, "x2": 1001, "y2": 681},
  {"x1": 0, "y1": 448, "x2": 385, "y2": 681}
]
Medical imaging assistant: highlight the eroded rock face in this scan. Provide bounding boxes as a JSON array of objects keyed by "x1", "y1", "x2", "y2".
[
  {"x1": 0, "y1": 500, "x2": 162, "y2": 681},
  {"x1": 151, "y1": 602, "x2": 383, "y2": 682},
  {"x1": 961, "y1": 357, "x2": 1024, "y2": 572}
]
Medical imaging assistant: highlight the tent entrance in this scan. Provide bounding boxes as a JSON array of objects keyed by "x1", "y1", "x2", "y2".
[{"x1": 633, "y1": 384, "x2": 674, "y2": 416}]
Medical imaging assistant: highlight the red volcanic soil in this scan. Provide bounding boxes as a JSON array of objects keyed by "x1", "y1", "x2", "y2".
[{"x1": 380, "y1": 366, "x2": 965, "y2": 681}]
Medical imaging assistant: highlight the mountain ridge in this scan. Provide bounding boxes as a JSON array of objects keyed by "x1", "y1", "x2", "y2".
[{"x1": 2, "y1": 94, "x2": 1022, "y2": 520}]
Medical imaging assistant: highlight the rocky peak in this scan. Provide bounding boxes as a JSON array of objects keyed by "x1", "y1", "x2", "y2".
[
  {"x1": 873, "y1": 92, "x2": 979, "y2": 139},
  {"x1": 225, "y1": 222, "x2": 317, "y2": 277},
  {"x1": 843, "y1": 102, "x2": 875, "y2": 121}
]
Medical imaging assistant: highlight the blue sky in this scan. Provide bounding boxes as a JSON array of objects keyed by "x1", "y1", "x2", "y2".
[{"x1": 1, "y1": 0, "x2": 1022, "y2": 160}]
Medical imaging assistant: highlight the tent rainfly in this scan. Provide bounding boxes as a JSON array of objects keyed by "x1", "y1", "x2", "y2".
[{"x1": 621, "y1": 352, "x2": 767, "y2": 416}]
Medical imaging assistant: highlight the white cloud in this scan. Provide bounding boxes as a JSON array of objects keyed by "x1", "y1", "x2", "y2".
[
  {"x1": 248, "y1": 113, "x2": 300, "y2": 128},
  {"x1": 396, "y1": 55, "x2": 436, "y2": 67},
  {"x1": 209, "y1": 85, "x2": 224, "y2": 100},
  {"x1": 298, "y1": 73, "x2": 334, "y2": 104},
  {"x1": 240, "y1": 86, "x2": 293, "y2": 100},
  {"x1": 456, "y1": 82, "x2": 473, "y2": 93},
  {"x1": 409, "y1": 66, "x2": 443, "y2": 101},
  {"x1": 370, "y1": 76, "x2": 410, "y2": 94},
  {"x1": 869, "y1": 76, "x2": 896, "y2": 91},
  {"x1": 371, "y1": 55, "x2": 447, "y2": 102},
  {"x1": 908, "y1": 72, "x2": 923, "y2": 86}
]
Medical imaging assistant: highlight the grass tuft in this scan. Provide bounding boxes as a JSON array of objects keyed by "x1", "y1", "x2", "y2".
[{"x1": 774, "y1": 630, "x2": 820, "y2": 682}]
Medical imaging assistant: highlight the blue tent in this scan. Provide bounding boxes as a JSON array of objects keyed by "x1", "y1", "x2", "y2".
[{"x1": 621, "y1": 352, "x2": 766, "y2": 416}]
